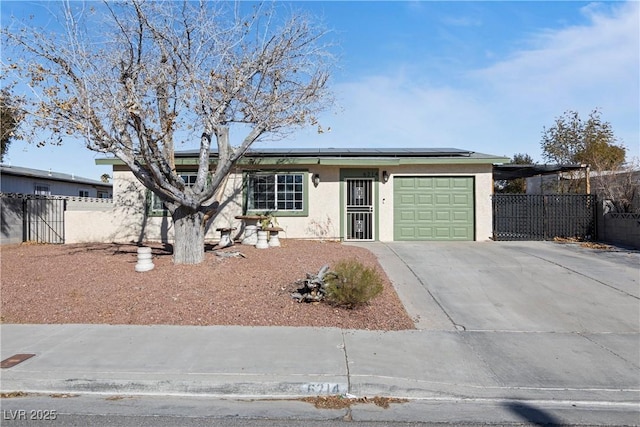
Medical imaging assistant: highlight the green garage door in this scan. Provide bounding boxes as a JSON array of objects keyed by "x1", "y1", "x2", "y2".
[{"x1": 394, "y1": 177, "x2": 474, "y2": 241}]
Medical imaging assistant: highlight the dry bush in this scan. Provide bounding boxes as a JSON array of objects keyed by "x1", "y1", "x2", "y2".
[{"x1": 325, "y1": 259, "x2": 384, "y2": 309}]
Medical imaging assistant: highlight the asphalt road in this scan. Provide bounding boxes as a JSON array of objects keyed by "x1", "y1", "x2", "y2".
[{"x1": 2, "y1": 393, "x2": 638, "y2": 426}]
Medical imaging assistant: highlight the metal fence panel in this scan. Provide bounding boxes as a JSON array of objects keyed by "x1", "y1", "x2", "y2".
[
  {"x1": 493, "y1": 194, "x2": 596, "y2": 241},
  {"x1": 1, "y1": 193, "x2": 66, "y2": 244}
]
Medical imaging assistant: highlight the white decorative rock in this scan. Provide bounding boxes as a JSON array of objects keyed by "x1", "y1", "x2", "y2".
[{"x1": 135, "y1": 246, "x2": 155, "y2": 272}]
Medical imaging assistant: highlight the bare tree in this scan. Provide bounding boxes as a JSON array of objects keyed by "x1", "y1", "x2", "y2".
[
  {"x1": 591, "y1": 158, "x2": 639, "y2": 213},
  {"x1": 2, "y1": 1, "x2": 334, "y2": 264}
]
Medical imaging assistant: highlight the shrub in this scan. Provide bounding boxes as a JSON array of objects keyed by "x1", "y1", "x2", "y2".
[{"x1": 324, "y1": 259, "x2": 384, "y2": 308}]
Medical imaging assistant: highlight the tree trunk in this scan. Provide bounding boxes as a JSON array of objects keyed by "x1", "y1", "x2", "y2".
[{"x1": 171, "y1": 205, "x2": 206, "y2": 265}]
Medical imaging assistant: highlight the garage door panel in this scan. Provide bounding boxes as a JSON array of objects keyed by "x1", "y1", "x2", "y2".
[
  {"x1": 454, "y1": 227, "x2": 473, "y2": 237},
  {"x1": 452, "y1": 210, "x2": 470, "y2": 221},
  {"x1": 416, "y1": 227, "x2": 434, "y2": 238},
  {"x1": 397, "y1": 227, "x2": 418, "y2": 239},
  {"x1": 417, "y1": 210, "x2": 433, "y2": 221},
  {"x1": 399, "y1": 194, "x2": 415, "y2": 204},
  {"x1": 399, "y1": 210, "x2": 415, "y2": 221},
  {"x1": 435, "y1": 178, "x2": 452, "y2": 189},
  {"x1": 435, "y1": 194, "x2": 451, "y2": 205},
  {"x1": 416, "y1": 194, "x2": 433, "y2": 205},
  {"x1": 435, "y1": 211, "x2": 450, "y2": 221},
  {"x1": 394, "y1": 176, "x2": 474, "y2": 241},
  {"x1": 434, "y1": 227, "x2": 452, "y2": 238},
  {"x1": 416, "y1": 179, "x2": 434, "y2": 190},
  {"x1": 452, "y1": 194, "x2": 470, "y2": 205},
  {"x1": 398, "y1": 179, "x2": 416, "y2": 189},
  {"x1": 452, "y1": 178, "x2": 473, "y2": 189}
]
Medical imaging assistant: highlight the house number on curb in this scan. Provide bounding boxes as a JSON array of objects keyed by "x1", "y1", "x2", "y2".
[{"x1": 302, "y1": 383, "x2": 347, "y2": 394}]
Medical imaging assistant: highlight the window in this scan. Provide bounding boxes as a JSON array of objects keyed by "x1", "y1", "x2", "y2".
[
  {"x1": 148, "y1": 173, "x2": 198, "y2": 216},
  {"x1": 246, "y1": 172, "x2": 307, "y2": 215},
  {"x1": 79, "y1": 190, "x2": 90, "y2": 197},
  {"x1": 97, "y1": 190, "x2": 111, "y2": 199},
  {"x1": 34, "y1": 184, "x2": 51, "y2": 196}
]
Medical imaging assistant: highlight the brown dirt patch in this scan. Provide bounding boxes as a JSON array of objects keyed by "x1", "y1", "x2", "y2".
[{"x1": 0, "y1": 240, "x2": 415, "y2": 330}]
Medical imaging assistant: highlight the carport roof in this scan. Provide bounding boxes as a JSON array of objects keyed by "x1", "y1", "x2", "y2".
[{"x1": 493, "y1": 164, "x2": 587, "y2": 180}]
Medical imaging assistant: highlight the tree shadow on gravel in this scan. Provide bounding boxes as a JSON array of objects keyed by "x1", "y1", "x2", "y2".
[{"x1": 60, "y1": 242, "x2": 174, "y2": 257}]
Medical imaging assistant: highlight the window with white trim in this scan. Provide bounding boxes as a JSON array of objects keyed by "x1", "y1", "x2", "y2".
[
  {"x1": 246, "y1": 172, "x2": 305, "y2": 213},
  {"x1": 79, "y1": 190, "x2": 90, "y2": 197}
]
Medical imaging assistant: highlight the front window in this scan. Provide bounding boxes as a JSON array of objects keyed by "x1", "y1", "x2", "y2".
[
  {"x1": 246, "y1": 172, "x2": 305, "y2": 213},
  {"x1": 79, "y1": 190, "x2": 89, "y2": 197}
]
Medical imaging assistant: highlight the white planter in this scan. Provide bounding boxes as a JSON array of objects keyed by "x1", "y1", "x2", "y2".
[
  {"x1": 268, "y1": 230, "x2": 281, "y2": 247},
  {"x1": 241, "y1": 225, "x2": 258, "y2": 245},
  {"x1": 255, "y1": 230, "x2": 269, "y2": 249},
  {"x1": 135, "y1": 247, "x2": 155, "y2": 272}
]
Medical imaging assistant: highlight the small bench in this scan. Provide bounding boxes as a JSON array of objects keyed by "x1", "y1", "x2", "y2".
[
  {"x1": 264, "y1": 227, "x2": 284, "y2": 247},
  {"x1": 216, "y1": 227, "x2": 237, "y2": 248}
]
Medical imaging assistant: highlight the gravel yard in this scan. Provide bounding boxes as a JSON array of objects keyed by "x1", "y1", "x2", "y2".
[{"x1": 0, "y1": 240, "x2": 415, "y2": 330}]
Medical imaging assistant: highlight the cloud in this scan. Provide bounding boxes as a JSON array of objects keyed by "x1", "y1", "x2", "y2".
[
  {"x1": 473, "y1": 2, "x2": 638, "y2": 102},
  {"x1": 469, "y1": 1, "x2": 639, "y2": 148},
  {"x1": 279, "y1": 2, "x2": 639, "y2": 161}
]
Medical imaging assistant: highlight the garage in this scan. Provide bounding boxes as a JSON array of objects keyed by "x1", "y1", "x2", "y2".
[{"x1": 393, "y1": 176, "x2": 474, "y2": 241}]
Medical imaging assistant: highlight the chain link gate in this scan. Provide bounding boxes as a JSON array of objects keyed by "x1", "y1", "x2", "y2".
[{"x1": 492, "y1": 194, "x2": 596, "y2": 241}]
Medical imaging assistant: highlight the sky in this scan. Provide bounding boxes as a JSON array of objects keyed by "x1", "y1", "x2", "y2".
[{"x1": 1, "y1": 0, "x2": 638, "y2": 181}]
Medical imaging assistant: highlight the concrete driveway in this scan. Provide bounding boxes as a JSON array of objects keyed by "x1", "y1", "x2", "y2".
[{"x1": 381, "y1": 241, "x2": 639, "y2": 334}]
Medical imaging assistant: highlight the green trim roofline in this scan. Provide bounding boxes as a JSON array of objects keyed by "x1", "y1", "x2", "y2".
[{"x1": 96, "y1": 148, "x2": 510, "y2": 167}]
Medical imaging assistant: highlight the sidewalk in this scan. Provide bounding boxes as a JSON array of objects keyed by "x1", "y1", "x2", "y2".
[
  {"x1": 1, "y1": 242, "x2": 638, "y2": 410},
  {"x1": 1, "y1": 323, "x2": 638, "y2": 405}
]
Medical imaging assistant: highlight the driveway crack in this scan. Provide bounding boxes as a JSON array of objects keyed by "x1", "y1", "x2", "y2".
[
  {"x1": 383, "y1": 242, "x2": 465, "y2": 331},
  {"x1": 516, "y1": 249, "x2": 639, "y2": 300},
  {"x1": 341, "y1": 330, "x2": 352, "y2": 394},
  {"x1": 577, "y1": 332, "x2": 640, "y2": 369}
]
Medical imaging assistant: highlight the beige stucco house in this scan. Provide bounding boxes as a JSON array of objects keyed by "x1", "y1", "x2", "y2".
[{"x1": 66, "y1": 148, "x2": 508, "y2": 244}]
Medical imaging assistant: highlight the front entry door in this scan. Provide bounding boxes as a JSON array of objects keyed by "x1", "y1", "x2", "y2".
[{"x1": 345, "y1": 178, "x2": 374, "y2": 241}]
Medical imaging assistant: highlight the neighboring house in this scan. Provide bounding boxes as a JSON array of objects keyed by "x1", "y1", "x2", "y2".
[
  {"x1": 66, "y1": 147, "x2": 508, "y2": 244},
  {"x1": 524, "y1": 167, "x2": 640, "y2": 207},
  {"x1": 0, "y1": 164, "x2": 112, "y2": 198}
]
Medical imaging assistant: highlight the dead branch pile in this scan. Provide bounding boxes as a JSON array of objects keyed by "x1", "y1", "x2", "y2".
[{"x1": 291, "y1": 264, "x2": 337, "y2": 303}]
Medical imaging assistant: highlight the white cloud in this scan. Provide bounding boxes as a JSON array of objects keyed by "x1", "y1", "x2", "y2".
[
  {"x1": 466, "y1": 1, "x2": 639, "y2": 155},
  {"x1": 281, "y1": 2, "x2": 639, "y2": 161}
]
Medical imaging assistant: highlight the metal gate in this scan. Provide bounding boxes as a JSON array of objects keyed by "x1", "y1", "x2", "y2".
[
  {"x1": 492, "y1": 194, "x2": 596, "y2": 241},
  {"x1": 1, "y1": 194, "x2": 66, "y2": 244},
  {"x1": 345, "y1": 178, "x2": 374, "y2": 240}
]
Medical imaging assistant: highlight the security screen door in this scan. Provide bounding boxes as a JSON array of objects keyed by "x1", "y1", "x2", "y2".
[{"x1": 345, "y1": 178, "x2": 374, "y2": 240}]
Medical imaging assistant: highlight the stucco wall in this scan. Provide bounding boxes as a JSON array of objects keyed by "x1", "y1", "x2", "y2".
[
  {"x1": 65, "y1": 163, "x2": 495, "y2": 243},
  {"x1": 1, "y1": 197, "x2": 24, "y2": 244},
  {"x1": 600, "y1": 213, "x2": 640, "y2": 249}
]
